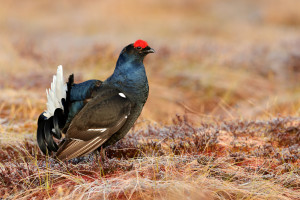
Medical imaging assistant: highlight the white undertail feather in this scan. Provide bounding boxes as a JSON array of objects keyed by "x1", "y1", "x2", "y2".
[{"x1": 44, "y1": 65, "x2": 67, "y2": 119}]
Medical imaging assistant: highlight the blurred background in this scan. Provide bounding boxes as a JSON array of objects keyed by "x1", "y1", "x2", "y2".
[{"x1": 0, "y1": 0, "x2": 299, "y2": 127}]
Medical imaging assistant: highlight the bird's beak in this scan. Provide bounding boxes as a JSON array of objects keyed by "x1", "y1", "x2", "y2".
[{"x1": 143, "y1": 46, "x2": 155, "y2": 54}]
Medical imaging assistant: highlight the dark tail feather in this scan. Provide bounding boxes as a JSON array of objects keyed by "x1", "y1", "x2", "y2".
[
  {"x1": 65, "y1": 74, "x2": 74, "y2": 115},
  {"x1": 37, "y1": 74, "x2": 74, "y2": 155},
  {"x1": 37, "y1": 113, "x2": 48, "y2": 154},
  {"x1": 43, "y1": 116, "x2": 59, "y2": 152},
  {"x1": 53, "y1": 108, "x2": 65, "y2": 138},
  {"x1": 37, "y1": 112, "x2": 65, "y2": 155}
]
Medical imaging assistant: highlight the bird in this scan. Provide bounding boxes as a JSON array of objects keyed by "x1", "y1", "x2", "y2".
[{"x1": 37, "y1": 40, "x2": 154, "y2": 161}]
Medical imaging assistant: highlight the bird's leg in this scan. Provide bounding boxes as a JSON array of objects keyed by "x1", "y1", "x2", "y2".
[
  {"x1": 99, "y1": 146, "x2": 107, "y2": 162},
  {"x1": 93, "y1": 151, "x2": 99, "y2": 163},
  {"x1": 93, "y1": 147, "x2": 106, "y2": 167}
]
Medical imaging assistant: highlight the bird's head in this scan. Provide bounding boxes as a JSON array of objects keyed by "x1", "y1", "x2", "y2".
[
  {"x1": 120, "y1": 40, "x2": 155, "y2": 61},
  {"x1": 108, "y1": 40, "x2": 153, "y2": 95}
]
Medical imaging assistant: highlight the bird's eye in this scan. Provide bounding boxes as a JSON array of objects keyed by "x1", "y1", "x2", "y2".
[{"x1": 137, "y1": 46, "x2": 142, "y2": 50}]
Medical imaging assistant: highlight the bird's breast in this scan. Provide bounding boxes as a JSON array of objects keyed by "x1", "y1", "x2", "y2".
[{"x1": 120, "y1": 78, "x2": 149, "y2": 104}]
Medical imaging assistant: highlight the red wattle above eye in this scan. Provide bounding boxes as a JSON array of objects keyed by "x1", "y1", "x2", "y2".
[{"x1": 134, "y1": 40, "x2": 148, "y2": 49}]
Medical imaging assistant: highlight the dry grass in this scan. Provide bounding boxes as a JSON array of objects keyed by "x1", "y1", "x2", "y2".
[
  {"x1": 0, "y1": 116, "x2": 299, "y2": 199},
  {"x1": 0, "y1": 0, "x2": 300, "y2": 199}
]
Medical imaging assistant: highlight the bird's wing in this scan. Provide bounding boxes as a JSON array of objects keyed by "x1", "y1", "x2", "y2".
[
  {"x1": 55, "y1": 87, "x2": 132, "y2": 161},
  {"x1": 67, "y1": 77, "x2": 102, "y2": 120},
  {"x1": 37, "y1": 72, "x2": 102, "y2": 155}
]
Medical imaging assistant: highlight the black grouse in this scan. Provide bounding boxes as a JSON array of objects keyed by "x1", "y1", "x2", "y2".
[{"x1": 37, "y1": 40, "x2": 154, "y2": 161}]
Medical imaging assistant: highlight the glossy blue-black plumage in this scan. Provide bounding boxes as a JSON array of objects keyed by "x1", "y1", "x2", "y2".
[
  {"x1": 106, "y1": 48, "x2": 149, "y2": 104},
  {"x1": 37, "y1": 41, "x2": 154, "y2": 159},
  {"x1": 70, "y1": 80, "x2": 100, "y2": 101},
  {"x1": 66, "y1": 80, "x2": 101, "y2": 123}
]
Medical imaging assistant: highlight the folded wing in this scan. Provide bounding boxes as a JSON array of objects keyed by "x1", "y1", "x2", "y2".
[{"x1": 56, "y1": 87, "x2": 132, "y2": 161}]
